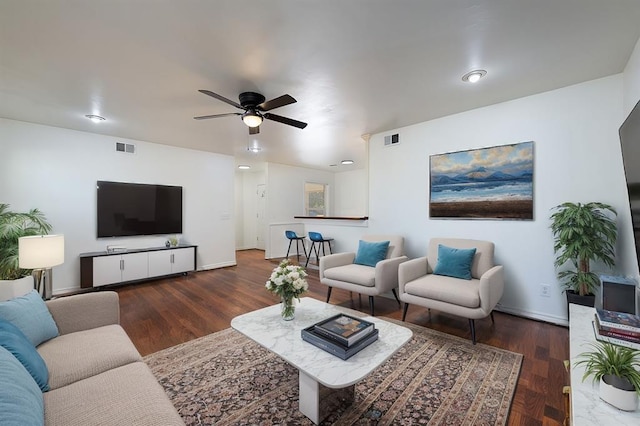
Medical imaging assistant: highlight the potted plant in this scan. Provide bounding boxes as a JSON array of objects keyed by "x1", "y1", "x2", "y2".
[
  {"x1": 550, "y1": 202, "x2": 617, "y2": 306},
  {"x1": 0, "y1": 203, "x2": 52, "y2": 281},
  {"x1": 575, "y1": 341, "x2": 640, "y2": 411}
]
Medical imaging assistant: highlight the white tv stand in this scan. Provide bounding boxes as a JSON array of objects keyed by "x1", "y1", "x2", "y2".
[{"x1": 79, "y1": 245, "x2": 197, "y2": 288}]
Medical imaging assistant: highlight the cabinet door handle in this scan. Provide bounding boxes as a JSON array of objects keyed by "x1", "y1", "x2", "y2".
[
  {"x1": 171, "y1": 253, "x2": 174, "y2": 263},
  {"x1": 120, "y1": 259, "x2": 124, "y2": 270}
]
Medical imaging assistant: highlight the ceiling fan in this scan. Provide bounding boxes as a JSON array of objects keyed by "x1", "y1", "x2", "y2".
[{"x1": 194, "y1": 90, "x2": 308, "y2": 134}]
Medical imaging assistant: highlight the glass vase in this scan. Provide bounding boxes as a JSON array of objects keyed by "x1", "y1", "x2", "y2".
[{"x1": 281, "y1": 296, "x2": 296, "y2": 321}]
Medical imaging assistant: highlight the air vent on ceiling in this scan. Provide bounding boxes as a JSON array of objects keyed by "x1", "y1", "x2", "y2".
[
  {"x1": 115, "y1": 142, "x2": 136, "y2": 154},
  {"x1": 384, "y1": 134, "x2": 399, "y2": 146}
]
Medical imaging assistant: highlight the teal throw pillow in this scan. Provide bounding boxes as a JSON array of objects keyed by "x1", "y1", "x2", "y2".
[
  {"x1": 0, "y1": 290, "x2": 59, "y2": 347},
  {"x1": 433, "y1": 244, "x2": 476, "y2": 280},
  {"x1": 354, "y1": 240, "x2": 390, "y2": 267},
  {"x1": 0, "y1": 346, "x2": 45, "y2": 426},
  {"x1": 0, "y1": 319, "x2": 50, "y2": 391}
]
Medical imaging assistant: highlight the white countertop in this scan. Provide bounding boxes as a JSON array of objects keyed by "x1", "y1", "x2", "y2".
[
  {"x1": 569, "y1": 303, "x2": 640, "y2": 424},
  {"x1": 231, "y1": 297, "x2": 413, "y2": 388}
]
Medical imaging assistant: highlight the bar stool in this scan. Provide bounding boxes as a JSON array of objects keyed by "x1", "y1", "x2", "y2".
[
  {"x1": 285, "y1": 230, "x2": 307, "y2": 262},
  {"x1": 305, "y1": 231, "x2": 334, "y2": 267}
]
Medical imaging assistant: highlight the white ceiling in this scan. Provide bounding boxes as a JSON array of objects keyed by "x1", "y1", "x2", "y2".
[{"x1": 2, "y1": 1, "x2": 640, "y2": 172}]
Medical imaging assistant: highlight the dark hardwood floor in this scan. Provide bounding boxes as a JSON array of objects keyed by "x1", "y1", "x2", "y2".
[{"x1": 115, "y1": 249, "x2": 569, "y2": 425}]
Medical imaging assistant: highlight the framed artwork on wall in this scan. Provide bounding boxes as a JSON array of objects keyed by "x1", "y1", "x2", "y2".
[{"x1": 429, "y1": 141, "x2": 534, "y2": 220}]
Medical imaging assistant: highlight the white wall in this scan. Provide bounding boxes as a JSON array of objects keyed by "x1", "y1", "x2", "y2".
[
  {"x1": 334, "y1": 169, "x2": 368, "y2": 217},
  {"x1": 0, "y1": 119, "x2": 236, "y2": 294},
  {"x1": 623, "y1": 36, "x2": 640, "y2": 116},
  {"x1": 366, "y1": 75, "x2": 629, "y2": 325}
]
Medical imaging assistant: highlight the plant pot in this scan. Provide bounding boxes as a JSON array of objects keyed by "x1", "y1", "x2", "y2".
[
  {"x1": 0, "y1": 276, "x2": 34, "y2": 301},
  {"x1": 566, "y1": 290, "x2": 596, "y2": 307},
  {"x1": 600, "y1": 375, "x2": 638, "y2": 411}
]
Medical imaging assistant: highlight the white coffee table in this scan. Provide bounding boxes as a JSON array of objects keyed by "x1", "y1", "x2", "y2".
[{"x1": 231, "y1": 297, "x2": 413, "y2": 424}]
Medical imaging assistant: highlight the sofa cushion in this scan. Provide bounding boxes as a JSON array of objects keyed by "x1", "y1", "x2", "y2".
[
  {"x1": 37, "y1": 324, "x2": 142, "y2": 390},
  {"x1": 323, "y1": 264, "x2": 376, "y2": 287},
  {"x1": 433, "y1": 245, "x2": 476, "y2": 280},
  {"x1": 43, "y1": 361, "x2": 184, "y2": 426},
  {"x1": 0, "y1": 290, "x2": 59, "y2": 346},
  {"x1": 0, "y1": 319, "x2": 49, "y2": 391},
  {"x1": 0, "y1": 346, "x2": 44, "y2": 426},
  {"x1": 404, "y1": 274, "x2": 481, "y2": 308},
  {"x1": 354, "y1": 240, "x2": 390, "y2": 267}
]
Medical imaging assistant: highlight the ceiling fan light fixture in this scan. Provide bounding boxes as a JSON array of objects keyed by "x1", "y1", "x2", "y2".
[
  {"x1": 462, "y1": 69, "x2": 487, "y2": 83},
  {"x1": 242, "y1": 110, "x2": 263, "y2": 127}
]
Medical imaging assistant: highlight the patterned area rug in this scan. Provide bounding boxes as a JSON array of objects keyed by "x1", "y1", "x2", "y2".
[{"x1": 144, "y1": 319, "x2": 522, "y2": 425}]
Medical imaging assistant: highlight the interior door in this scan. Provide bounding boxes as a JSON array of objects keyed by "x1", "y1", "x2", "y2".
[{"x1": 256, "y1": 184, "x2": 266, "y2": 250}]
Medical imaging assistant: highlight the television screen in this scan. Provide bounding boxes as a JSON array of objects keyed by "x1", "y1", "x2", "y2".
[
  {"x1": 97, "y1": 181, "x2": 183, "y2": 238},
  {"x1": 619, "y1": 99, "x2": 640, "y2": 270}
]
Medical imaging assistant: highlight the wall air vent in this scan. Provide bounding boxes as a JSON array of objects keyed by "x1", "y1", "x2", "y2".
[
  {"x1": 384, "y1": 134, "x2": 400, "y2": 146},
  {"x1": 115, "y1": 142, "x2": 136, "y2": 154}
]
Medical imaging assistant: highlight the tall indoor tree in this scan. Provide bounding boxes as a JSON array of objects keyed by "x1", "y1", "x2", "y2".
[
  {"x1": 0, "y1": 203, "x2": 52, "y2": 280},
  {"x1": 550, "y1": 202, "x2": 617, "y2": 298}
]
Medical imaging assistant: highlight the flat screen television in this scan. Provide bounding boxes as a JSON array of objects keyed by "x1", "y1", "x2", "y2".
[
  {"x1": 97, "y1": 181, "x2": 183, "y2": 238},
  {"x1": 619, "y1": 99, "x2": 640, "y2": 271}
]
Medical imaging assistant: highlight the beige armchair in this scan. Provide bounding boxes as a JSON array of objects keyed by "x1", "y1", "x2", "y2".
[
  {"x1": 319, "y1": 235, "x2": 407, "y2": 316},
  {"x1": 398, "y1": 238, "x2": 504, "y2": 344}
]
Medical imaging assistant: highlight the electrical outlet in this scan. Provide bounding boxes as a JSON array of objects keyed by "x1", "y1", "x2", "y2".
[{"x1": 540, "y1": 284, "x2": 551, "y2": 297}]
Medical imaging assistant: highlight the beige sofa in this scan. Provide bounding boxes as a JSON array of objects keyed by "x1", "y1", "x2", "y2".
[
  {"x1": 398, "y1": 238, "x2": 504, "y2": 344},
  {"x1": 39, "y1": 292, "x2": 184, "y2": 425}
]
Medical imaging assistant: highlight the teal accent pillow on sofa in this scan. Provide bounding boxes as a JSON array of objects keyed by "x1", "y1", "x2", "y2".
[
  {"x1": 0, "y1": 290, "x2": 59, "y2": 347},
  {"x1": 433, "y1": 244, "x2": 476, "y2": 280},
  {"x1": 0, "y1": 346, "x2": 45, "y2": 425},
  {"x1": 0, "y1": 319, "x2": 49, "y2": 391},
  {"x1": 354, "y1": 240, "x2": 390, "y2": 267}
]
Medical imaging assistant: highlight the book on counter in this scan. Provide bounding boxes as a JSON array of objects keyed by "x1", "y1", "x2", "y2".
[
  {"x1": 592, "y1": 321, "x2": 640, "y2": 350},
  {"x1": 301, "y1": 324, "x2": 379, "y2": 360},
  {"x1": 595, "y1": 308, "x2": 640, "y2": 333},
  {"x1": 594, "y1": 314, "x2": 640, "y2": 340},
  {"x1": 313, "y1": 313, "x2": 376, "y2": 347}
]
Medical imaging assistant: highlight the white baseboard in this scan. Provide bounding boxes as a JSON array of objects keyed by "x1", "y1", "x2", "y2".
[
  {"x1": 494, "y1": 303, "x2": 568, "y2": 327},
  {"x1": 199, "y1": 261, "x2": 237, "y2": 270}
]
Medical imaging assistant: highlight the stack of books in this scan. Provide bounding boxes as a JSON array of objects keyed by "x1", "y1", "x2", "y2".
[
  {"x1": 592, "y1": 308, "x2": 640, "y2": 350},
  {"x1": 301, "y1": 314, "x2": 378, "y2": 360}
]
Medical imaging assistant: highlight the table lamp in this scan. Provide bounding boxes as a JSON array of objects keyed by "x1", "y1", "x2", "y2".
[{"x1": 18, "y1": 235, "x2": 64, "y2": 300}]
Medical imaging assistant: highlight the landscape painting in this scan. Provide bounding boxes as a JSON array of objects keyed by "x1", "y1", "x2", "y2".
[{"x1": 429, "y1": 141, "x2": 534, "y2": 219}]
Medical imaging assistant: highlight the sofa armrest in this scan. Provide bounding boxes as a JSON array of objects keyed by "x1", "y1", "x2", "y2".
[
  {"x1": 46, "y1": 291, "x2": 120, "y2": 335},
  {"x1": 398, "y1": 256, "x2": 429, "y2": 294},
  {"x1": 375, "y1": 256, "x2": 408, "y2": 293},
  {"x1": 319, "y1": 252, "x2": 356, "y2": 279},
  {"x1": 478, "y1": 265, "x2": 504, "y2": 313}
]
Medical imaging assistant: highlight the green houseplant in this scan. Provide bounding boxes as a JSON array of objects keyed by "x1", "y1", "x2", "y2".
[
  {"x1": 550, "y1": 202, "x2": 617, "y2": 304},
  {"x1": 0, "y1": 203, "x2": 52, "y2": 280},
  {"x1": 575, "y1": 341, "x2": 640, "y2": 411}
]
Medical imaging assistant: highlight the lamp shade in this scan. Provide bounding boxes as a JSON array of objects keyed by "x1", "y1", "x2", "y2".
[
  {"x1": 18, "y1": 235, "x2": 65, "y2": 269},
  {"x1": 242, "y1": 111, "x2": 263, "y2": 127}
]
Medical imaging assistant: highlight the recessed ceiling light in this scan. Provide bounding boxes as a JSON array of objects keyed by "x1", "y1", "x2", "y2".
[
  {"x1": 461, "y1": 70, "x2": 487, "y2": 83},
  {"x1": 238, "y1": 165, "x2": 251, "y2": 170},
  {"x1": 341, "y1": 160, "x2": 354, "y2": 165},
  {"x1": 85, "y1": 114, "x2": 106, "y2": 123}
]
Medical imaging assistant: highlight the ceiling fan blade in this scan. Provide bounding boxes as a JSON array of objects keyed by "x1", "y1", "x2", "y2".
[
  {"x1": 258, "y1": 94, "x2": 296, "y2": 111},
  {"x1": 249, "y1": 126, "x2": 260, "y2": 135},
  {"x1": 198, "y1": 90, "x2": 243, "y2": 109},
  {"x1": 263, "y1": 113, "x2": 308, "y2": 129},
  {"x1": 193, "y1": 112, "x2": 241, "y2": 120}
]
